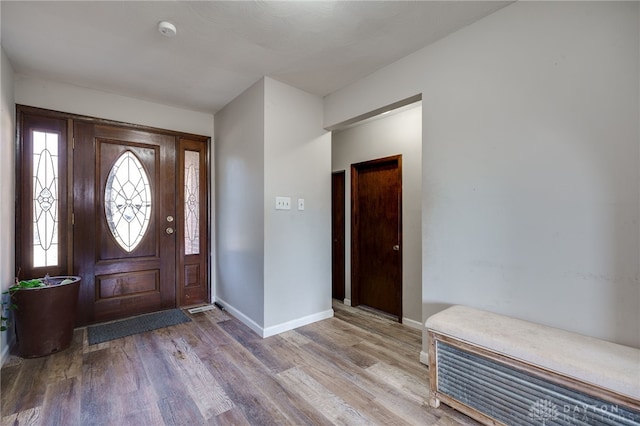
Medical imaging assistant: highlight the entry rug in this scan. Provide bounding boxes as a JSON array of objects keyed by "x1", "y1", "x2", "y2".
[{"x1": 87, "y1": 309, "x2": 192, "y2": 345}]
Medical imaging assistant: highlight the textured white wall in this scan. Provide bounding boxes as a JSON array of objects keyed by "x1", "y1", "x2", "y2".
[
  {"x1": 215, "y1": 78, "x2": 332, "y2": 335},
  {"x1": 263, "y1": 78, "x2": 332, "y2": 331},
  {"x1": 332, "y1": 104, "x2": 422, "y2": 326},
  {"x1": 15, "y1": 75, "x2": 213, "y2": 137},
  {"x1": 214, "y1": 79, "x2": 266, "y2": 330},
  {"x1": 1, "y1": 47, "x2": 15, "y2": 364},
  {"x1": 325, "y1": 2, "x2": 640, "y2": 349}
]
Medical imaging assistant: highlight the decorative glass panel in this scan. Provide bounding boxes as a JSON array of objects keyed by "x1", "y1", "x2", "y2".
[
  {"x1": 184, "y1": 150, "x2": 200, "y2": 255},
  {"x1": 105, "y1": 151, "x2": 152, "y2": 252},
  {"x1": 33, "y1": 131, "x2": 59, "y2": 267}
]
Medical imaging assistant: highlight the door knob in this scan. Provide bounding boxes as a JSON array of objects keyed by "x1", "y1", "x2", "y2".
[
  {"x1": 166, "y1": 227, "x2": 174, "y2": 235},
  {"x1": 393, "y1": 245, "x2": 400, "y2": 251}
]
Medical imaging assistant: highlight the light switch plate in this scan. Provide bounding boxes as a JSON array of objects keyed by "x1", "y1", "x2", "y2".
[
  {"x1": 275, "y1": 196, "x2": 291, "y2": 210},
  {"x1": 298, "y1": 198, "x2": 305, "y2": 210}
]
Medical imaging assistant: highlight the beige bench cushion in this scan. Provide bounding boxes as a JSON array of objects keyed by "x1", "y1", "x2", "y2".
[{"x1": 426, "y1": 305, "x2": 640, "y2": 400}]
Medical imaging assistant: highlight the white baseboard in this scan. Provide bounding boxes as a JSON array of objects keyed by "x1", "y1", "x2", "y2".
[
  {"x1": 343, "y1": 298, "x2": 351, "y2": 306},
  {"x1": 214, "y1": 297, "x2": 264, "y2": 337},
  {"x1": 402, "y1": 317, "x2": 422, "y2": 330},
  {"x1": 262, "y1": 309, "x2": 334, "y2": 338},
  {"x1": 215, "y1": 298, "x2": 334, "y2": 338},
  {"x1": 420, "y1": 350, "x2": 429, "y2": 366}
]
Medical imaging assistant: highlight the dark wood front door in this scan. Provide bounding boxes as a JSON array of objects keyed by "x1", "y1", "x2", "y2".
[
  {"x1": 74, "y1": 122, "x2": 177, "y2": 324},
  {"x1": 351, "y1": 155, "x2": 402, "y2": 320},
  {"x1": 15, "y1": 106, "x2": 210, "y2": 327},
  {"x1": 332, "y1": 171, "x2": 346, "y2": 301}
]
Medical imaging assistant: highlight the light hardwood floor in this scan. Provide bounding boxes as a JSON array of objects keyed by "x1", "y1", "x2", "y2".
[{"x1": 1, "y1": 300, "x2": 478, "y2": 425}]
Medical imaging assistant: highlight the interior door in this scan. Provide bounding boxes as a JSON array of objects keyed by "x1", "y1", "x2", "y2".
[
  {"x1": 332, "y1": 171, "x2": 346, "y2": 301},
  {"x1": 351, "y1": 155, "x2": 402, "y2": 319},
  {"x1": 74, "y1": 122, "x2": 177, "y2": 325}
]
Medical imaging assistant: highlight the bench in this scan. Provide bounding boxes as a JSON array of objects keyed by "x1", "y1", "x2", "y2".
[{"x1": 425, "y1": 305, "x2": 640, "y2": 425}]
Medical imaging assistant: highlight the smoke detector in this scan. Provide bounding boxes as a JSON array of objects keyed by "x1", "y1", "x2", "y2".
[{"x1": 158, "y1": 21, "x2": 177, "y2": 38}]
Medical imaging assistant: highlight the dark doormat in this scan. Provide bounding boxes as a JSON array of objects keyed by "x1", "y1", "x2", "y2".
[{"x1": 87, "y1": 309, "x2": 192, "y2": 345}]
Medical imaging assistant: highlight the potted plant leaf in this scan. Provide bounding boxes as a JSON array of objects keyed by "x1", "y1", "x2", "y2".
[{"x1": 3, "y1": 274, "x2": 81, "y2": 358}]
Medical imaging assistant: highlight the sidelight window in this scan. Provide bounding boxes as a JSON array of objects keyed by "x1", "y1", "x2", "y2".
[
  {"x1": 17, "y1": 111, "x2": 69, "y2": 278},
  {"x1": 32, "y1": 131, "x2": 60, "y2": 267},
  {"x1": 184, "y1": 150, "x2": 200, "y2": 255}
]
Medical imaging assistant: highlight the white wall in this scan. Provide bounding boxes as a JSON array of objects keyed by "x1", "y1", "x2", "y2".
[
  {"x1": 15, "y1": 75, "x2": 213, "y2": 137},
  {"x1": 215, "y1": 78, "x2": 333, "y2": 336},
  {"x1": 0, "y1": 47, "x2": 15, "y2": 364},
  {"x1": 214, "y1": 79, "x2": 266, "y2": 330},
  {"x1": 332, "y1": 104, "x2": 422, "y2": 327},
  {"x1": 263, "y1": 78, "x2": 332, "y2": 332},
  {"x1": 325, "y1": 2, "x2": 640, "y2": 350}
]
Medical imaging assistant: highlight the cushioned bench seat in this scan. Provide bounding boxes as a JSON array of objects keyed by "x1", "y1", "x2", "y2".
[
  {"x1": 425, "y1": 305, "x2": 640, "y2": 401},
  {"x1": 425, "y1": 305, "x2": 640, "y2": 425}
]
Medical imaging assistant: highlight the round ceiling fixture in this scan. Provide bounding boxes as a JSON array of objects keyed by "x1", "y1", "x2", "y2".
[{"x1": 158, "y1": 21, "x2": 177, "y2": 38}]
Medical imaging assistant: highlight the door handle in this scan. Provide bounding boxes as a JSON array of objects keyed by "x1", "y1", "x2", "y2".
[
  {"x1": 393, "y1": 245, "x2": 400, "y2": 251},
  {"x1": 166, "y1": 227, "x2": 174, "y2": 235}
]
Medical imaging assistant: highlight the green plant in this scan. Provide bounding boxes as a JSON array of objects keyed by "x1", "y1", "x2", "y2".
[
  {"x1": 9, "y1": 279, "x2": 45, "y2": 291},
  {"x1": 1, "y1": 278, "x2": 45, "y2": 332}
]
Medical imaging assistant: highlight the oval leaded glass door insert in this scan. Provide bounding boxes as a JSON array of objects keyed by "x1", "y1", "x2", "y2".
[{"x1": 104, "y1": 151, "x2": 152, "y2": 252}]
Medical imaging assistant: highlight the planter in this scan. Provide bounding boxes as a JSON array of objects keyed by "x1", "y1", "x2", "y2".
[{"x1": 12, "y1": 276, "x2": 81, "y2": 358}]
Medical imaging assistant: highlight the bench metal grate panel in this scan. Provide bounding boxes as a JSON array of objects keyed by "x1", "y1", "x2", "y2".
[{"x1": 436, "y1": 341, "x2": 640, "y2": 426}]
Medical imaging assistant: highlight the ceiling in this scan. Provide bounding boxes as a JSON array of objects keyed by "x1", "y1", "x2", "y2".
[{"x1": 1, "y1": 1, "x2": 511, "y2": 114}]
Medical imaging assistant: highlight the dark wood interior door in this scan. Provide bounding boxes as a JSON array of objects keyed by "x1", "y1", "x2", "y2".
[
  {"x1": 351, "y1": 156, "x2": 402, "y2": 319},
  {"x1": 74, "y1": 122, "x2": 177, "y2": 325},
  {"x1": 332, "y1": 171, "x2": 346, "y2": 301}
]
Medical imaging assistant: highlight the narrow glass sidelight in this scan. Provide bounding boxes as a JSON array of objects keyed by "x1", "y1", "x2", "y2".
[
  {"x1": 184, "y1": 150, "x2": 200, "y2": 255},
  {"x1": 105, "y1": 151, "x2": 152, "y2": 252},
  {"x1": 33, "y1": 131, "x2": 59, "y2": 267}
]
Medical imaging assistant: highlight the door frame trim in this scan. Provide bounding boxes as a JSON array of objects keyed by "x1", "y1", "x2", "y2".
[
  {"x1": 332, "y1": 170, "x2": 346, "y2": 302},
  {"x1": 350, "y1": 154, "x2": 403, "y2": 321},
  {"x1": 16, "y1": 105, "x2": 208, "y2": 140}
]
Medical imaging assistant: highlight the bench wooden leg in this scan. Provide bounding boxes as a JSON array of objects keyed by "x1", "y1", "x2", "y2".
[{"x1": 429, "y1": 393, "x2": 440, "y2": 408}]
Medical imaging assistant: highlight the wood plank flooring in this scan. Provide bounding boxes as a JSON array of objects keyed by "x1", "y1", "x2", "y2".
[{"x1": 1, "y1": 300, "x2": 478, "y2": 425}]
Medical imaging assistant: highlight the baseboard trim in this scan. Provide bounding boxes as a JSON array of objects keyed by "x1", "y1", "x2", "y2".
[
  {"x1": 263, "y1": 309, "x2": 334, "y2": 338},
  {"x1": 343, "y1": 298, "x2": 351, "y2": 306},
  {"x1": 420, "y1": 350, "x2": 429, "y2": 366},
  {"x1": 402, "y1": 317, "x2": 422, "y2": 330},
  {"x1": 214, "y1": 297, "x2": 264, "y2": 337},
  {"x1": 215, "y1": 298, "x2": 334, "y2": 338}
]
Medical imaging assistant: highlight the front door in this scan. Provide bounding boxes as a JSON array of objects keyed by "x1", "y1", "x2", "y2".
[
  {"x1": 351, "y1": 155, "x2": 402, "y2": 320},
  {"x1": 74, "y1": 122, "x2": 177, "y2": 324}
]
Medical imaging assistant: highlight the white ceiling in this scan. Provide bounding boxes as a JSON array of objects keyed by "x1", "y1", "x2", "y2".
[{"x1": 1, "y1": 1, "x2": 511, "y2": 114}]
